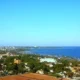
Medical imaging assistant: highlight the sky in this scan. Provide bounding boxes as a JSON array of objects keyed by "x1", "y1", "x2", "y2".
[{"x1": 0, "y1": 0, "x2": 80, "y2": 46}]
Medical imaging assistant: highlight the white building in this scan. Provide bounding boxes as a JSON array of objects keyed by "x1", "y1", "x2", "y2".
[
  {"x1": 50, "y1": 69, "x2": 54, "y2": 73},
  {"x1": 40, "y1": 58, "x2": 57, "y2": 64},
  {"x1": 36, "y1": 69, "x2": 44, "y2": 74}
]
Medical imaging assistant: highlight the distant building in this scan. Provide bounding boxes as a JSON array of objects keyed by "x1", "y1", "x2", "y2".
[
  {"x1": 0, "y1": 52, "x2": 18, "y2": 58},
  {"x1": 0, "y1": 56, "x2": 2, "y2": 59},
  {"x1": 73, "y1": 67, "x2": 80, "y2": 74},
  {"x1": 50, "y1": 69, "x2": 54, "y2": 73},
  {"x1": 14, "y1": 59, "x2": 21, "y2": 64},
  {"x1": 69, "y1": 66, "x2": 76, "y2": 74},
  {"x1": 40, "y1": 58, "x2": 57, "y2": 64},
  {"x1": 46, "y1": 63, "x2": 53, "y2": 67},
  {"x1": 36, "y1": 69, "x2": 44, "y2": 74},
  {"x1": 0, "y1": 52, "x2": 10, "y2": 57}
]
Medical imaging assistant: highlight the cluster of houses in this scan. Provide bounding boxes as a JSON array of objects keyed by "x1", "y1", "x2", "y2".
[
  {"x1": 0, "y1": 52, "x2": 19, "y2": 59},
  {"x1": 0, "y1": 52, "x2": 80, "y2": 80}
]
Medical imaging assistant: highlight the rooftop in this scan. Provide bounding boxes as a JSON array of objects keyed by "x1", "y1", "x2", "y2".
[{"x1": 40, "y1": 58, "x2": 57, "y2": 63}]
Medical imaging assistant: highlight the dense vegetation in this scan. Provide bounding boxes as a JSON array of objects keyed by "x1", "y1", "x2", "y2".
[{"x1": 0, "y1": 50, "x2": 80, "y2": 78}]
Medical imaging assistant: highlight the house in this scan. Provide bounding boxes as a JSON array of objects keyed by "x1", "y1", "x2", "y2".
[
  {"x1": 68, "y1": 66, "x2": 76, "y2": 74},
  {"x1": 46, "y1": 63, "x2": 53, "y2": 67},
  {"x1": 50, "y1": 69, "x2": 54, "y2": 73},
  {"x1": 25, "y1": 66, "x2": 30, "y2": 71},
  {"x1": 36, "y1": 69, "x2": 44, "y2": 74},
  {"x1": 14, "y1": 59, "x2": 21, "y2": 64},
  {"x1": 73, "y1": 67, "x2": 80, "y2": 74},
  {"x1": 0, "y1": 52, "x2": 10, "y2": 57}
]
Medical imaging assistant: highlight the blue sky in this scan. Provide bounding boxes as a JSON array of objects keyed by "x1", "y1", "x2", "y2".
[{"x1": 0, "y1": 0, "x2": 80, "y2": 46}]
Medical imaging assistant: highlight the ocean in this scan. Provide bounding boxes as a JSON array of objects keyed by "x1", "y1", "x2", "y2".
[{"x1": 27, "y1": 47, "x2": 80, "y2": 58}]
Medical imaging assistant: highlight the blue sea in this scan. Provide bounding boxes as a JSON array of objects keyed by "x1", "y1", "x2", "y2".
[{"x1": 27, "y1": 47, "x2": 80, "y2": 58}]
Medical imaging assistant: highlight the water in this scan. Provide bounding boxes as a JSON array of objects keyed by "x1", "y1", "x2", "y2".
[{"x1": 27, "y1": 47, "x2": 80, "y2": 58}]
